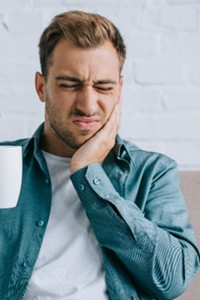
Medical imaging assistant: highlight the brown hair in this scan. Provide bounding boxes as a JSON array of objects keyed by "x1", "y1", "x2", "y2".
[{"x1": 38, "y1": 10, "x2": 126, "y2": 78}]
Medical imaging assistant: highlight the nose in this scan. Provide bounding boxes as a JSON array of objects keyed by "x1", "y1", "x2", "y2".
[{"x1": 75, "y1": 85, "x2": 99, "y2": 116}]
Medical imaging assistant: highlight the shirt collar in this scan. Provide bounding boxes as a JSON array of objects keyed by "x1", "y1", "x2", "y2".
[
  {"x1": 114, "y1": 135, "x2": 131, "y2": 166},
  {"x1": 22, "y1": 123, "x2": 50, "y2": 176},
  {"x1": 23, "y1": 123, "x2": 44, "y2": 156}
]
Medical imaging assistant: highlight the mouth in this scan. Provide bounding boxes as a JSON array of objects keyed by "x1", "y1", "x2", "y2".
[{"x1": 72, "y1": 118, "x2": 100, "y2": 130}]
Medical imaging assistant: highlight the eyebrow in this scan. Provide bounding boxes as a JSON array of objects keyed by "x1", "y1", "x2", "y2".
[
  {"x1": 94, "y1": 80, "x2": 118, "y2": 85},
  {"x1": 55, "y1": 76, "x2": 82, "y2": 83},
  {"x1": 55, "y1": 75, "x2": 117, "y2": 85}
]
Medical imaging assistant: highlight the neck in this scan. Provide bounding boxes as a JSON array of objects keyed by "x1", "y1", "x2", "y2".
[{"x1": 40, "y1": 133, "x2": 76, "y2": 158}]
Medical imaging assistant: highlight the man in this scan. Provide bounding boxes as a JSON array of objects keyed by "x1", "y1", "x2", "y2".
[{"x1": 0, "y1": 10, "x2": 199, "y2": 300}]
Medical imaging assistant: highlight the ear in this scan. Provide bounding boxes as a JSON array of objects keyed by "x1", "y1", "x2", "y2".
[
  {"x1": 118, "y1": 75, "x2": 124, "y2": 106},
  {"x1": 35, "y1": 72, "x2": 46, "y2": 102}
]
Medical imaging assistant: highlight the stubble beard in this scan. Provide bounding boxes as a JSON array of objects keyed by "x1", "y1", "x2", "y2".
[
  {"x1": 51, "y1": 123, "x2": 93, "y2": 150},
  {"x1": 45, "y1": 99, "x2": 103, "y2": 150}
]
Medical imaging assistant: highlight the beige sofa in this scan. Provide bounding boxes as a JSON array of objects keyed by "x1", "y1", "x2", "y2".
[{"x1": 177, "y1": 172, "x2": 200, "y2": 300}]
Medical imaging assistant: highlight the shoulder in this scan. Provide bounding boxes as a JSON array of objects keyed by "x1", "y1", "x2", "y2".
[
  {"x1": 121, "y1": 138, "x2": 177, "y2": 172},
  {"x1": 0, "y1": 138, "x2": 30, "y2": 148}
]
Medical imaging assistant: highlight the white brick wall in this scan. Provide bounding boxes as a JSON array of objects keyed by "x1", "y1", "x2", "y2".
[{"x1": 0, "y1": 0, "x2": 200, "y2": 169}]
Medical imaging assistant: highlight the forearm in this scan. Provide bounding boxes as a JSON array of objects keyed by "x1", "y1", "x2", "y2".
[{"x1": 70, "y1": 163, "x2": 200, "y2": 299}]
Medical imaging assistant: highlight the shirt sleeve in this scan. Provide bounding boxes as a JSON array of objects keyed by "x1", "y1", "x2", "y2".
[{"x1": 70, "y1": 159, "x2": 200, "y2": 299}]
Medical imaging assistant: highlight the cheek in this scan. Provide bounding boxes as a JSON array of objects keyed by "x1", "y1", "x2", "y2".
[
  {"x1": 47, "y1": 91, "x2": 74, "y2": 112},
  {"x1": 101, "y1": 101, "x2": 116, "y2": 122},
  {"x1": 105, "y1": 94, "x2": 119, "y2": 111}
]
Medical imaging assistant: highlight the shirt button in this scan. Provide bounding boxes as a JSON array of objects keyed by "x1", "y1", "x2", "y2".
[
  {"x1": 93, "y1": 178, "x2": 100, "y2": 185},
  {"x1": 23, "y1": 261, "x2": 29, "y2": 268},
  {"x1": 45, "y1": 178, "x2": 50, "y2": 185},
  {"x1": 37, "y1": 219, "x2": 45, "y2": 227},
  {"x1": 79, "y1": 184, "x2": 85, "y2": 191}
]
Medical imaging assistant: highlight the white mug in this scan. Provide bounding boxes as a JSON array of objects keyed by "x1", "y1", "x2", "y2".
[{"x1": 0, "y1": 146, "x2": 22, "y2": 209}]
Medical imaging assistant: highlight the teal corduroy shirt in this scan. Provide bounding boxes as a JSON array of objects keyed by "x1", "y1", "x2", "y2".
[{"x1": 0, "y1": 123, "x2": 199, "y2": 300}]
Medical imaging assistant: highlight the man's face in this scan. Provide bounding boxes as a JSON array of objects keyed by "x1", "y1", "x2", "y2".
[{"x1": 36, "y1": 39, "x2": 123, "y2": 156}]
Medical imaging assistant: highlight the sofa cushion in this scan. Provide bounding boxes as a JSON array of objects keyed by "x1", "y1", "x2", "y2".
[{"x1": 177, "y1": 171, "x2": 200, "y2": 300}]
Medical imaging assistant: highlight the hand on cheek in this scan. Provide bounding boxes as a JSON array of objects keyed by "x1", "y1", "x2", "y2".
[{"x1": 70, "y1": 103, "x2": 121, "y2": 174}]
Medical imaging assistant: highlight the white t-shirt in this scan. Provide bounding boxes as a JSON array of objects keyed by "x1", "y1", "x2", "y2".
[{"x1": 24, "y1": 151, "x2": 108, "y2": 300}]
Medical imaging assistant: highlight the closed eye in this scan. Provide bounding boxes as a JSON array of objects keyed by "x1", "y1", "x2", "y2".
[
  {"x1": 95, "y1": 86, "x2": 114, "y2": 93},
  {"x1": 58, "y1": 83, "x2": 82, "y2": 89},
  {"x1": 96, "y1": 86, "x2": 113, "y2": 90}
]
